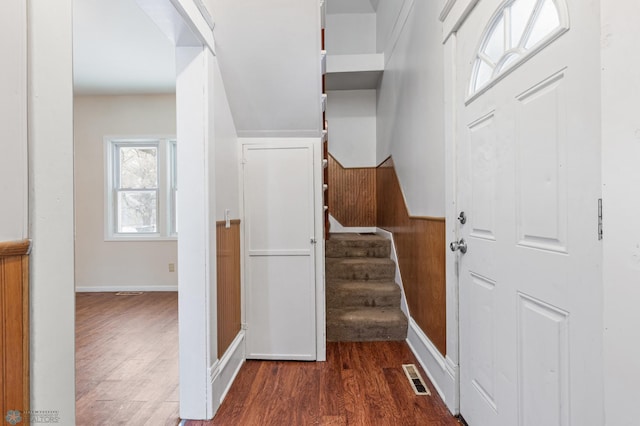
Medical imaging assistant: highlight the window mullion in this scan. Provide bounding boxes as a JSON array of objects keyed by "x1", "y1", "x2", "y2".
[
  {"x1": 519, "y1": 0, "x2": 543, "y2": 49},
  {"x1": 158, "y1": 139, "x2": 169, "y2": 237}
]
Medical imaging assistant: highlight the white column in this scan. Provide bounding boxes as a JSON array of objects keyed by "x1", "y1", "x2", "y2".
[
  {"x1": 28, "y1": 0, "x2": 76, "y2": 422},
  {"x1": 176, "y1": 46, "x2": 216, "y2": 420},
  {"x1": 0, "y1": 0, "x2": 27, "y2": 241}
]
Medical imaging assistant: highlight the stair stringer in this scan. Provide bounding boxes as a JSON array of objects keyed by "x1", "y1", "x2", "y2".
[
  {"x1": 374, "y1": 228, "x2": 409, "y2": 318},
  {"x1": 328, "y1": 213, "x2": 376, "y2": 234}
]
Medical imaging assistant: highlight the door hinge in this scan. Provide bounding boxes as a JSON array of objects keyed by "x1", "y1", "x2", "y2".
[
  {"x1": 598, "y1": 198, "x2": 603, "y2": 241},
  {"x1": 241, "y1": 322, "x2": 248, "y2": 331}
]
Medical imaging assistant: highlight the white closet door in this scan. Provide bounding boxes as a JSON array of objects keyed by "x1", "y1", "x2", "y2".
[{"x1": 243, "y1": 142, "x2": 317, "y2": 360}]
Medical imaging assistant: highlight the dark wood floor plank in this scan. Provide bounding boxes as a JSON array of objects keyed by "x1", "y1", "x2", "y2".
[
  {"x1": 192, "y1": 341, "x2": 460, "y2": 426},
  {"x1": 319, "y1": 342, "x2": 345, "y2": 417},
  {"x1": 77, "y1": 293, "x2": 459, "y2": 426},
  {"x1": 75, "y1": 292, "x2": 179, "y2": 426}
]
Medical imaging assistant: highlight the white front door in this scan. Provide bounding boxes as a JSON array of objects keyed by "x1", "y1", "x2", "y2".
[
  {"x1": 243, "y1": 142, "x2": 317, "y2": 360},
  {"x1": 455, "y1": 0, "x2": 603, "y2": 425}
]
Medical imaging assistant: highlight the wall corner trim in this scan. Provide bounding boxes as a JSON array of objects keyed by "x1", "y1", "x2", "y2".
[
  {"x1": 439, "y1": 0, "x2": 457, "y2": 22},
  {"x1": 406, "y1": 318, "x2": 459, "y2": 415},
  {"x1": 441, "y1": 0, "x2": 479, "y2": 43}
]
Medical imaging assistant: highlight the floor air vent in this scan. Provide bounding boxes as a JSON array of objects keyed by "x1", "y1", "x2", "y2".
[
  {"x1": 115, "y1": 291, "x2": 144, "y2": 296},
  {"x1": 402, "y1": 364, "x2": 431, "y2": 396}
]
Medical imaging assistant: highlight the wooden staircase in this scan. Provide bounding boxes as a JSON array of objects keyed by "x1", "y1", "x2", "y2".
[{"x1": 325, "y1": 233, "x2": 408, "y2": 341}]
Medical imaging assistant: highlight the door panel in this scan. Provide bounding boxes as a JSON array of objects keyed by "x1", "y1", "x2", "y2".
[
  {"x1": 515, "y1": 71, "x2": 568, "y2": 253},
  {"x1": 246, "y1": 147, "x2": 313, "y2": 252},
  {"x1": 247, "y1": 256, "x2": 315, "y2": 359},
  {"x1": 456, "y1": 0, "x2": 602, "y2": 425},
  {"x1": 517, "y1": 293, "x2": 569, "y2": 426},
  {"x1": 244, "y1": 144, "x2": 316, "y2": 360}
]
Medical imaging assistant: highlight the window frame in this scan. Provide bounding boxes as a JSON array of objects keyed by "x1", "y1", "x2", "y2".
[
  {"x1": 104, "y1": 136, "x2": 177, "y2": 241},
  {"x1": 467, "y1": 0, "x2": 569, "y2": 103}
]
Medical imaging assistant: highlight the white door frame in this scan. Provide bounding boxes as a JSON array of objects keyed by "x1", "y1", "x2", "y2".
[
  {"x1": 440, "y1": 0, "x2": 481, "y2": 416},
  {"x1": 30, "y1": 0, "x2": 218, "y2": 421},
  {"x1": 239, "y1": 137, "x2": 326, "y2": 362}
]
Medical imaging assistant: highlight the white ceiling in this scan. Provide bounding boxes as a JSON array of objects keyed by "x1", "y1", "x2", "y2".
[
  {"x1": 73, "y1": 0, "x2": 176, "y2": 95},
  {"x1": 327, "y1": 0, "x2": 379, "y2": 14},
  {"x1": 73, "y1": 0, "x2": 381, "y2": 95}
]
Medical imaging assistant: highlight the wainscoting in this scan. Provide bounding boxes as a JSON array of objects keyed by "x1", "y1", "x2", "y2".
[
  {"x1": 328, "y1": 154, "x2": 376, "y2": 227},
  {"x1": 216, "y1": 220, "x2": 242, "y2": 359},
  {"x1": 326, "y1": 153, "x2": 447, "y2": 355},
  {"x1": 0, "y1": 239, "x2": 30, "y2": 418},
  {"x1": 377, "y1": 158, "x2": 446, "y2": 355}
]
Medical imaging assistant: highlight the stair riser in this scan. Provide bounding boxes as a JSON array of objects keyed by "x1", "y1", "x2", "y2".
[
  {"x1": 325, "y1": 245, "x2": 391, "y2": 258},
  {"x1": 326, "y1": 321, "x2": 408, "y2": 342},
  {"x1": 326, "y1": 263, "x2": 395, "y2": 281},
  {"x1": 327, "y1": 290, "x2": 400, "y2": 308}
]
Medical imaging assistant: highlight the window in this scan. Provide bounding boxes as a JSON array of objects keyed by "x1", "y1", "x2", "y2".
[
  {"x1": 470, "y1": 0, "x2": 568, "y2": 96},
  {"x1": 105, "y1": 137, "x2": 177, "y2": 240}
]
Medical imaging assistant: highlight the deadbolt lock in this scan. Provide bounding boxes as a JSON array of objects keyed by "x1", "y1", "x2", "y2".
[{"x1": 458, "y1": 211, "x2": 467, "y2": 225}]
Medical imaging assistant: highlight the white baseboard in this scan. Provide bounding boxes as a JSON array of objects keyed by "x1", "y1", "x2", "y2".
[
  {"x1": 210, "y1": 331, "x2": 246, "y2": 415},
  {"x1": 75, "y1": 285, "x2": 178, "y2": 292},
  {"x1": 406, "y1": 318, "x2": 459, "y2": 415}
]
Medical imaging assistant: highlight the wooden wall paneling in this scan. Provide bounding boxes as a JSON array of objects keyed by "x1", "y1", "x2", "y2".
[
  {"x1": 216, "y1": 221, "x2": 242, "y2": 359},
  {"x1": 0, "y1": 240, "x2": 30, "y2": 419},
  {"x1": 328, "y1": 155, "x2": 376, "y2": 228},
  {"x1": 376, "y1": 159, "x2": 447, "y2": 355}
]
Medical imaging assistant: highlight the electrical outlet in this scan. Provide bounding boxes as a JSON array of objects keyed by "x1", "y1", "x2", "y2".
[{"x1": 168, "y1": 263, "x2": 175, "y2": 272}]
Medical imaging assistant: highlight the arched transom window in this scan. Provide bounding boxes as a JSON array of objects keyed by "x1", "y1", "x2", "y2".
[{"x1": 470, "y1": 0, "x2": 568, "y2": 95}]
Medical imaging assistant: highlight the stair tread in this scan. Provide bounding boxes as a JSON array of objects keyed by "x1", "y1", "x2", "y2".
[
  {"x1": 327, "y1": 280, "x2": 400, "y2": 291},
  {"x1": 327, "y1": 307, "x2": 408, "y2": 324},
  {"x1": 325, "y1": 234, "x2": 406, "y2": 342},
  {"x1": 326, "y1": 257, "x2": 395, "y2": 265},
  {"x1": 326, "y1": 233, "x2": 391, "y2": 258},
  {"x1": 326, "y1": 307, "x2": 408, "y2": 342},
  {"x1": 329, "y1": 233, "x2": 388, "y2": 243}
]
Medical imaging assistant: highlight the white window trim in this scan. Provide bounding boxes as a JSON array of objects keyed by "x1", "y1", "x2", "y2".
[{"x1": 104, "y1": 135, "x2": 177, "y2": 241}]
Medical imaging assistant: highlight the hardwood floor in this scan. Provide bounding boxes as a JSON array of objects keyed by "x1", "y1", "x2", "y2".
[
  {"x1": 190, "y1": 341, "x2": 460, "y2": 426},
  {"x1": 76, "y1": 293, "x2": 459, "y2": 425},
  {"x1": 75, "y1": 292, "x2": 179, "y2": 426}
]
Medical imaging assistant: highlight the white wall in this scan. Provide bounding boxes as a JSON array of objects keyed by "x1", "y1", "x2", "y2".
[
  {"x1": 28, "y1": 0, "x2": 76, "y2": 422},
  {"x1": 74, "y1": 95, "x2": 178, "y2": 291},
  {"x1": 325, "y1": 13, "x2": 377, "y2": 55},
  {"x1": 208, "y1": 0, "x2": 322, "y2": 138},
  {"x1": 0, "y1": 0, "x2": 27, "y2": 241},
  {"x1": 212, "y1": 58, "x2": 240, "y2": 221},
  {"x1": 376, "y1": 0, "x2": 445, "y2": 217},
  {"x1": 376, "y1": 0, "x2": 405, "y2": 55},
  {"x1": 601, "y1": 2, "x2": 640, "y2": 423},
  {"x1": 326, "y1": 90, "x2": 377, "y2": 167}
]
